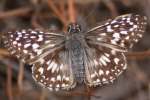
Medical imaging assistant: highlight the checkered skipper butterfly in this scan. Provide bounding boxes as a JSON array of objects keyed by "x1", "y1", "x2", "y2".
[{"x1": 3, "y1": 14, "x2": 147, "y2": 91}]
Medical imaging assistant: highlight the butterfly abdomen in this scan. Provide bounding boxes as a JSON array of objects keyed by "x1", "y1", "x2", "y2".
[{"x1": 70, "y1": 39, "x2": 85, "y2": 83}]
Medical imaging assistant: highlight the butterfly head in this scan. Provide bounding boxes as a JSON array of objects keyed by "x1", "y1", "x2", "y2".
[{"x1": 67, "y1": 23, "x2": 81, "y2": 33}]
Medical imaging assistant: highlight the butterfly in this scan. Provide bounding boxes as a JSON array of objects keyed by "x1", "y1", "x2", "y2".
[{"x1": 3, "y1": 14, "x2": 147, "y2": 91}]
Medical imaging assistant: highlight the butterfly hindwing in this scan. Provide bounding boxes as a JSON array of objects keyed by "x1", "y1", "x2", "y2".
[
  {"x1": 83, "y1": 46, "x2": 127, "y2": 86},
  {"x1": 32, "y1": 48, "x2": 76, "y2": 91}
]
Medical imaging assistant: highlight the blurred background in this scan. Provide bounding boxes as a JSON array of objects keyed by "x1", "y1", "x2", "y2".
[{"x1": 0, "y1": 0, "x2": 150, "y2": 100}]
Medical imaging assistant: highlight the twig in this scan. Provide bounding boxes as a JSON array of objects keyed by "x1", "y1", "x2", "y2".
[
  {"x1": 126, "y1": 50, "x2": 150, "y2": 60},
  {"x1": 31, "y1": 14, "x2": 44, "y2": 29},
  {"x1": 47, "y1": 0, "x2": 67, "y2": 25},
  {"x1": 0, "y1": 7, "x2": 32, "y2": 19},
  {"x1": 0, "y1": 57, "x2": 34, "y2": 84},
  {"x1": 30, "y1": 0, "x2": 44, "y2": 29},
  {"x1": 68, "y1": 0, "x2": 76, "y2": 23},
  {"x1": 40, "y1": 89, "x2": 47, "y2": 100},
  {"x1": 85, "y1": 87, "x2": 91, "y2": 100},
  {"x1": 149, "y1": 83, "x2": 150, "y2": 100},
  {"x1": 0, "y1": 49, "x2": 9, "y2": 56},
  {"x1": 121, "y1": 0, "x2": 132, "y2": 6},
  {"x1": 102, "y1": 0, "x2": 118, "y2": 17},
  {"x1": 63, "y1": 91, "x2": 100, "y2": 98},
  {"x1": 17, "y1": 61, "x2": 24, "y2": 92},
  {"x1": 7, "y1": 64, "x2": 13, "y2": 100},
  {"x1": 59, "y1": 0, "x2": 66, "y2": 19}
]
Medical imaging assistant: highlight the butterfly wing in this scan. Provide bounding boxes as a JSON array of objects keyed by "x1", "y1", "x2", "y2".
[
  {"x1": 83, "y1": 14, "x2": 147, "y2": 86},
  {"x1": 85, "y1": 14, "x2": 147, "y2": 51},
  {"x1": 32, "y1": 47, "x2": 76, "y2": 91},
  {"x1": 83, "y1": 46, "x2": 126, "y2": 86},
  {"x1": 3, "y1": 29, "x2": 65, "y2": 63},
  {"x1": 3, "y1": 29, "x2": 76, "y2": 91}
]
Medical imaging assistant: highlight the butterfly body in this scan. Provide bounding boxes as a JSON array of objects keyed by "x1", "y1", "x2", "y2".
[
  {"x1": 3, "y1": 14, "x2": 147, "y2": 91},
  {"x1": 66, "y1": 24, "x2": 86, "y2": 83}
]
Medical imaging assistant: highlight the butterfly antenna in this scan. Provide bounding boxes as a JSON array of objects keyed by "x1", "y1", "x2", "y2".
[
  {"x1": 77, "y1": 3, "x2": 99, "y2": 31},
  {"x1": 83, "y1": 5, "x2": 98, "y2": 23}
]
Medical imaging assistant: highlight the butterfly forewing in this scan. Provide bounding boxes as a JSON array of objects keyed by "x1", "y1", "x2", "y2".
[
  {"x1": 86, "y1": 14, "x2": 147, "y2": 50},
  {"x1": 3, "y1": 29, "x2": 65, "y2": 64}
]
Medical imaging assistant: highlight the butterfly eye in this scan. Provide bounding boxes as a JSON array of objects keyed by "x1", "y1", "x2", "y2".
[{"x1": 76, "y1": 25, "x2": 81, "y2": 32}]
